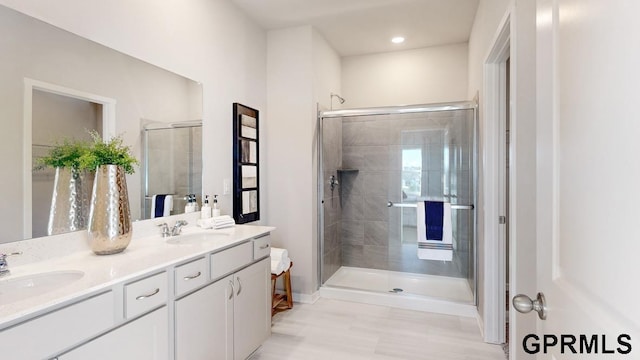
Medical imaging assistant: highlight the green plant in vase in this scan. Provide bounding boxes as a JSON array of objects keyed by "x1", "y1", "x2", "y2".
[
  {"x1": 35, "y1": 138, "x2": 90, "y2": 171},
  {"x1": 78, "y1": 130, "x2": 138, "y2": 174},
  {"x1": 35, "y1": 138, "x2": 92, "y2": 236},
  {"x1": 81, "y1": 130, "x2": 139, "y2": 255}
]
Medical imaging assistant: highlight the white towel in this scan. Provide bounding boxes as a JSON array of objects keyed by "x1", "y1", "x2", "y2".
[
  {"x1": 416, "y1": 201, "x2": 453, "y2": 261},
  {"x1": 151, "y1": 194, "x2": 173, "y2": 218},
  {"x1": 270, "y1": 247, "x2": 291, "y2": 275},
  {"x1": 197, "y1": 215, "x2": 236, "y2": 229}
]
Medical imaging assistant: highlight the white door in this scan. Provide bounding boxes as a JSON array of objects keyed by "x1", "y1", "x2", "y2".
[{"x1": 516, "y1": 0, "x2": 640, "y2": 358}]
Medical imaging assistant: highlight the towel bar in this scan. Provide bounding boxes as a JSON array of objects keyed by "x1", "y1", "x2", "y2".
[{"x1": 387, "y1": 201, "x2": 474, "y2": 210}]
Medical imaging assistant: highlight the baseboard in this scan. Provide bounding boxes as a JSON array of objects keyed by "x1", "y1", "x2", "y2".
[
  {"x1": 291, "y1": 291, "x2": 320, "y2": 304},
  {"x1": 477, "y1": 310, "x2": 485, "y2": 339}
]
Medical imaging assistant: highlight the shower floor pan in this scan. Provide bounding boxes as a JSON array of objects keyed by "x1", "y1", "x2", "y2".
[{"x1": 321, "y1": 267, "x2": 476, "y2": 317}]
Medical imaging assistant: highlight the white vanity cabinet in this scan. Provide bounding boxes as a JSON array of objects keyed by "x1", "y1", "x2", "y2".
[
  {"x1": 175, "y1": 239, "x2": 271, "y2": 360},
  {"x1": 58, "y1": 307, "x2": 169, "y2": 360},
  {"x1": 58, "y1": 271, "x2": 170, "y2": 359},
  {"x1": 232, "y1": 257, "x2": 271, "y2": 360},
  {"x1": 0, "y1": 291, "x2": 115, "y2": 360},
  {"x1": 0, "y1": 226, "x2": 274, "y2": 360},
  {"x1": 175, "y1": 274, "x2": 234, "y2": 359}
]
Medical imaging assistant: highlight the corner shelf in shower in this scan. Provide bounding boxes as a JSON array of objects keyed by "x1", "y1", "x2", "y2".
[{"x1": 337, "y1": 168, "x2": 359, "y2": 174}]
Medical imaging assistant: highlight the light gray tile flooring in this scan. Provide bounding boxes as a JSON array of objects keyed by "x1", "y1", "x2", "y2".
[{"x1": 251, "y1": 298, "x2": 506, "y2": 360}]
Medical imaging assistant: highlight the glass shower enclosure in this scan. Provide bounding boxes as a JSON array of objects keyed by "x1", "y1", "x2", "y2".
[
  {"x1": 141, "y1": 122, "x2": 202, "y2": 219},
  {"x1": 319, "y1": 102, "x2": 477, "y2": 307}
]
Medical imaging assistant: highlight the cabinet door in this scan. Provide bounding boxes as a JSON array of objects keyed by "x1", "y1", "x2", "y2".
[
  {"x1": 175, "y1": 275, "x2": 234, "y2": 360},
  {"x1": 233, "y1": 258, "x2": 271, "y2": 360},
  {"x1": 59, "y1": 307, "x2": 168, "y2": 360}
]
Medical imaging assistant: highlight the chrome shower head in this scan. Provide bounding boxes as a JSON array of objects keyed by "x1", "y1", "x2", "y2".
[{"x1": 331, "y1": 93, "x2": 346, "y2": 104}]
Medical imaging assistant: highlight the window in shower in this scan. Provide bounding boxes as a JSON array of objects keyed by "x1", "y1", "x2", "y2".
[{"x1": 401, "y1": 148, "x2": 422, "y2": 199}]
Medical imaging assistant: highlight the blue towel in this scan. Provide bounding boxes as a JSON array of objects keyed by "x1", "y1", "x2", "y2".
[
  {"x1": 424, "y1": 201, "x2": 444, "y2": 241},
  {"x1": 154, "y1": 194, "x2": 167, "y2": 218}
]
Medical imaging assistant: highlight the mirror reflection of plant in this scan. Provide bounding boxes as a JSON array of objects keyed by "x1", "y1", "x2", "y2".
[
  {"x1": 34, "y1": 138, "x2": 90, "y2": 171},
  {"x1": 79, "y1": 130, "x2": 138, "y2": 175}
]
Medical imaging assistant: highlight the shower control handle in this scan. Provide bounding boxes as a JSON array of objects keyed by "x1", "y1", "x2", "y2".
[{"x1": 513, "y1": 292, "x2": 547, "y2": 320}]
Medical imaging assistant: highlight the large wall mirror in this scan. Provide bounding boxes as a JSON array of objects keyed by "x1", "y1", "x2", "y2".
[{"x1": 0, "y1": 5, "x2": 203, "y2": 243}]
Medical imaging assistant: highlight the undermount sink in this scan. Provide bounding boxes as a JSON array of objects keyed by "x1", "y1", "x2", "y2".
[
  {"x1": 0, "y1": 270, "x2": 84, "y2": 305},
  {"x1": 166, "y1": 232, "x2": 229, "y2": 245}
]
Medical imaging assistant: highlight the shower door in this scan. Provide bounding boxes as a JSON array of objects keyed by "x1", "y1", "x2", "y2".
[{"x1": 320, "y1": 104, "x2": 476, "y2": 304}]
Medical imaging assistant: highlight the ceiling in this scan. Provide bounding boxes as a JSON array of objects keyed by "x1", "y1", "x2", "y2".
[{"x1": 231, "y1": 0, "x2": 480, "y2": 57}]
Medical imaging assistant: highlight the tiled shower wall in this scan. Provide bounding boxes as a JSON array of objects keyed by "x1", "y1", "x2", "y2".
[
  {"x1": 321, "y1": 117, "x2": 343, "y2": 283},
  {"x1": 334, "y1": 110, "x2": 475, "y2": 279}
]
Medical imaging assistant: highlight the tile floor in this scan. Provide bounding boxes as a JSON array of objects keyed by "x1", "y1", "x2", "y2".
[{"x1": 251, "y1": 298, "x2": 506, "y2": 360}]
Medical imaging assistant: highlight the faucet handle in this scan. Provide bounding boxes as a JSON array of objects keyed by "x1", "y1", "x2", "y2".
[{"x1": 157, "y1": 223, "x2": 170, "y2": 237}]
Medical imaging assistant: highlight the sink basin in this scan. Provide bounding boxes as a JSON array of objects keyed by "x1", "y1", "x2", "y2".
[
  {"x1": 166, "y1": 233, "x2": 229, "y2": 245},
  {"x1": 0, "y1": 270, "x2": 84, "y2": 305}
]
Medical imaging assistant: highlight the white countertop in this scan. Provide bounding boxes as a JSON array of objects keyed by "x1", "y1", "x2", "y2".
[{"x1": 0, "y1": 217, "x2": 274, "y2": 329}]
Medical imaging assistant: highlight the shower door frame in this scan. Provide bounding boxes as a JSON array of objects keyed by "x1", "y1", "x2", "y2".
[{"x1": 317, "y1": 101, "x2": 479, "y2": 305}]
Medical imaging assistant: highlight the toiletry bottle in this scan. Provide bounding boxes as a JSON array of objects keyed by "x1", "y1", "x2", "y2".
[
  {"x1": 212, "y1": 195, "x2": 221, "y2": 217},
  {"x1": 201, "y1": 195, "x2": 212, "y2": 219},
  {"x1": 185, "y1": 194, "x2": 194, "y2": 213}
]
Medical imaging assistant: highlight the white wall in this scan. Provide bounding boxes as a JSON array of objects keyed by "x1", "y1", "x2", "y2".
[
  {"x1": 266, "y1": 26, "x2": 340, "y2": 297},
  {"x1": 342, "y1": 43, "x2": 468, "y2": 108},
  {"x1": 0, "y1": 0, "x2": 267, "y2": 234}
]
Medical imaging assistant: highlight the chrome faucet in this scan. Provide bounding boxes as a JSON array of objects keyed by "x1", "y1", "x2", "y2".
[
  {"x1": 171, "y1": 220, "x2": 188, "y2": 236},
  {"x1": 157, "y1": 223, "x2": 171, "y2": 238},
  {"x1": 0, "y1": 252, "x2": 22, "y2": 277}
]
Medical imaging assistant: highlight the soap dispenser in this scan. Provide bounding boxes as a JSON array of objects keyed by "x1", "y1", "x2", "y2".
[
  {"x1": 184, "y1": 194, "x2": 196, "y2": 213},
  {"x1": 212, "y1": 195, "x2": 221, "y2": 217},
  {"x1": 201, "y1": 195, "x2": 212, "y2": 219}
]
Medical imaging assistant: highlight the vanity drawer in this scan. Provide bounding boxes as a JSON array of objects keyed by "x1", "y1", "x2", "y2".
[
  {"x1": 210, "y1": 241, "x2": 252, "y2": 280},
  {"x1": 124, "y1": 271, "x2": 167, "y2": 319},
  {"x1": 174, "y1": 257, "x2": 207, "y2": 297},
  {"x1": 252, "y1": 234, "x2": 271, "y2": 259},
  {"x1": 0, "y1": 291, "x2": 115, "y2": 360}
]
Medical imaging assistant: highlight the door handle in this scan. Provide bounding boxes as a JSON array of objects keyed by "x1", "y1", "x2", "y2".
[{"x1": 512, "y1": 292, "x2": 547, "y2": 320}]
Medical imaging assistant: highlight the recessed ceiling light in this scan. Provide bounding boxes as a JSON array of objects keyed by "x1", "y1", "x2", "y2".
[{"x1": 391, "y1": 36, "x2": 405, "y2": 44}]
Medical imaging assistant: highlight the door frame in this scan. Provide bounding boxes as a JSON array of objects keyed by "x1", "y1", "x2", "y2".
[
  {"x1": 482, "y1": 11, "x2": 511, "y2": 344},
  {"x1": 22, "y1": 78, "x2": 116, "y2": 238}
]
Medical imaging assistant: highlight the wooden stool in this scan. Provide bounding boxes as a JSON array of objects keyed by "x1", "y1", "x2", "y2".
[{"x1": 271, "y1": 261, "x2": 293, "y2": 316}]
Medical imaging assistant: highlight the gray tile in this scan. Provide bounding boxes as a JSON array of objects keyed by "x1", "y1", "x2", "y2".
[
  {"x1": 342, "y1": 146, "x2": 365, "y2": 169},
  {"x1": 342, "y1": 244, "x2": 365, "y2": 267},
  {"x1": 364, "y1": 195, "x2": 389, "y2": 221},
  {"x1": 364, "y1": 245, "x2": 389, "y2": 269},
  {"x1": 342, "y1": 220, "x2": 364, "y2": 245},
  {"x1": 339, "y1": 171, "x2": 363, "y2": 196},
  {"x1": 364, "y1": 146, "x2": 389, "y2": 171},
  {"x1": 363, "y1": 171, "x2": 388, "y2": 197},
  {"x1": 323, "y1": 222, "x2": 340, "y2": 253},
  {"x1": 341, "y1": 194, "x2": 364, "y2": 220},
  {"x1": 364, "y1": 221, "x2": 388, "y2": 246}
]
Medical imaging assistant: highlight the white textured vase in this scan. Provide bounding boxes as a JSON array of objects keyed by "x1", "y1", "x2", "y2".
[
  {"x1": 48, "y1": 167, "x2": 92, "y2": 236},
  {"x1": 88, "y1": 165, "x2": 132, "y2": 255}
]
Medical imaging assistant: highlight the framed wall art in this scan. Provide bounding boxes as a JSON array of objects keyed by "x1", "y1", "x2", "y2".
[{"x1": 232, "y1": 103, "x2": 260, "y2": 223}]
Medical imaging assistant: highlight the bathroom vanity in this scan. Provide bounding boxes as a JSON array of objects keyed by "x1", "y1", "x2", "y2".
[{"x1": 0, "y1": 216, "x2": 273, "y2": 360}]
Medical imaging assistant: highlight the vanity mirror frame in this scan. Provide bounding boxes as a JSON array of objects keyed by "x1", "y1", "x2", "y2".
[{"x1": 232, "y1": 103, "x2": 260, "y2": 224}]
